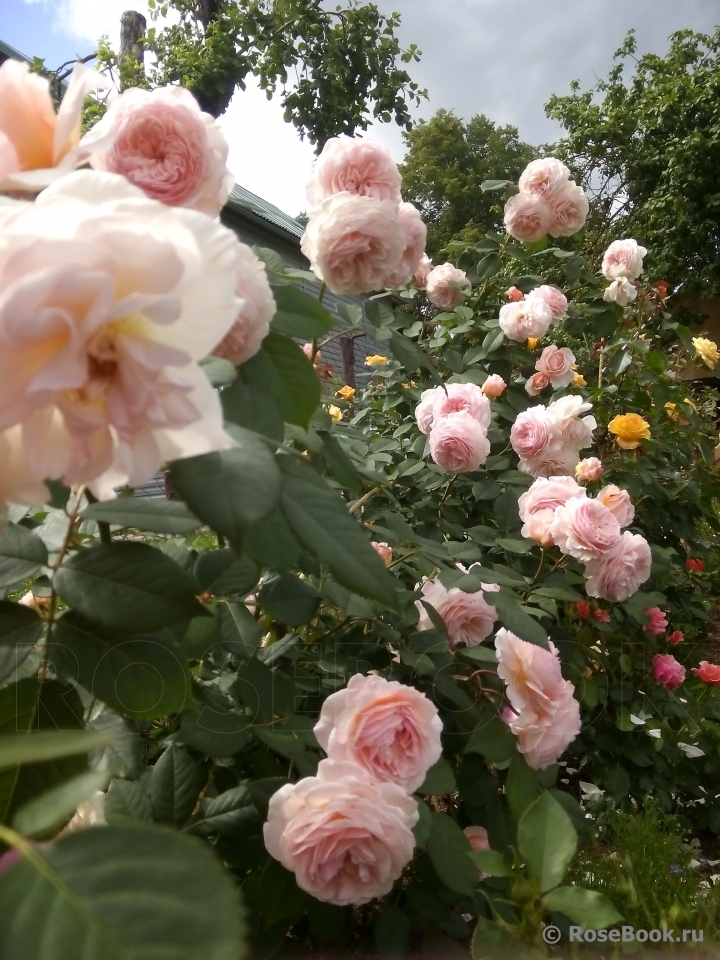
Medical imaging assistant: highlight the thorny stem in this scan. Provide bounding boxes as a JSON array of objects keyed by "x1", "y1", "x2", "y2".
[
  {"x1": 597, "y1": 345, "x2": 604, "y2": 389},
  {"x1": 43, "y1": 486, "x2": 87, "y2": 669}
]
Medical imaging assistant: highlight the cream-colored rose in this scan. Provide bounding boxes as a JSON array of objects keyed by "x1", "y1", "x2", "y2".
[
  {"x1": 482, "y1": 374, "x2": 506, "y2": 398},
  {"x1": 535, "y1": 345, "x2": 576, "y2": 389},
  {"x1": 601, "y1": 239, "x2": 647, "y2": 280},
  {"x1": 0, "y1": 425, "x2": 50, "y2": 528},
  {"x1": 306, "y1": 135, "x2": 402, "y2": 209},
  {"x1": 518, "y1": 158, "x2": 571, "y2": 200},
  {"x1": 547, "y1": 182, "x2": 589, "y2": 237},
  {"x1": 414, "y1": 254, "x2": 433, "y2": 288},
  {"x1": 526, "y1": 285, "x2": 568, "y2": 322},
  {"x1": 575, "y1": 457, "x2": 603, "y2": 482},
  {"x1": 525, "y1": 372, "x2": 550, "y2": 397},
  {"x1": 425, "y1": 263, "x2": 471, "y2": 311},
  {"x1": 603, "y1": 278, "x2": 637, "y2": 306},
  {"x1": 596, "y1": 484, "x2": 635, "y2": 527},
  {"x1": 264, "y1": 759, "x2": 418, "y2": 905},
  {"x1": 503, "y1": 193, "x2": 551, "y2": 243},
  {"x1": 211, "y1": 244, "x2": 275, "y2": 365},
  {"x1": 499, "y1": 299, "x2": 553, "y2": 342}
]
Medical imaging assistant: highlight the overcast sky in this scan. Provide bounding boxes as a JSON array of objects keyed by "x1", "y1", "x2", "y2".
[{"x1": 5, "y1": 0, "x2": 720, "y2": 215}]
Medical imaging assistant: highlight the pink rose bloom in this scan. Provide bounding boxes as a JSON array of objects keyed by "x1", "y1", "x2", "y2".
[
  {"x1": 414, "y1": 254, "x2": 434, "y2": 288},
  {"x1": 584, "y1": 531, "x2": 652, "y2": 603},
  {"x1": 416, "y1": 578, "x2": 498, "y2": 647},
  {"x1": 545, "y1": 396, "x2": 596, "y2": 450},
  {"x1": 0, "y1": 171, "x2": 240, "y2": 498},
  {"x1": 596, "y1": 485, "x2": 635, "y2": 527},
  {"x1": 431, "y1": 382, "x2": 491, "y2": 429},
  {"x1": 510, "y1": 407, "x2": 550, "y2": 459},
  {"x1": 643, "y1": 607, "x2": 668, "y2": 636},
  {"x1": 86, "y1": 86, "x2": 232, "y2": 216},
  {"x1": 384, "y1": 202, "x2": 427, "y2": 288},
  {"x1": 495, "y1": 628, "x2": 581, "y2": 770},
  {"x1": 503, "y1": 193, "x2": 551, "y2": 243},
  {"x1": 602, "y1": 239, "x2": 648, "y2": 281},
  {"x1": 547, "y1": 182, "x2": 589, "y2": 238},
  {"x1": 464, "y1": 825, "x2": 491, "y2": 878},
  {"x1": 306, "y1": 135, "x2": 402, "y2": 209},
  {"x1": 525, "y1": 372, "x2": 551, "y2": 397},
  {"x1": 314, "y1": 673, "x2": 443, "y2": 793},
  {"x1": 526, "y1": 285, "x2": 568, "y2": 323},
  {"x1": 0, "y1": 425, "x2": 50, "y2": 524},
  {"x1": 550, "y1": 497, "x2": 621, "y2": 563},
  {"x1": 669, "y1": 630, "x2": 684, "y2": 645},
  {"x1": 518, "y1": 158, "x2": 571, "y2": 201},
  {"x1": 415, "y1": 387, "x2": 444, "y2": 434},
  {"x1": 576, "y1": 457, "x2": 603, "y2": 482},
  {"x1": 518, "y1": 476, "x2": 585, "y2": 542},
  {"x1": 264, "y1": 759, "x2": 417, "y2": 905},
  {"x1": 301, "y1": 193, "x2": 405, "y2": 296},
  {"x1": 426, "y1": 263, "x2": 471, "y2": 311},
  {"x1": 692, "y1": 661, "x2": 720, "y2": 685},
  {"x1": 211, "y1": 244, "x2": 275, "y2": 365},
  {"x1": 499, "y1": 298, "x2": 553, "y2": 342},
  {"x1": 482, "y1": 374, "x2": 506, "y2": 398},
  {"x1": 535, "y1": 345, "x2": 576, "y2": 389},
  {"x1": 0, "y1": 59, "x2": 110, "y2": 192},
  {"x1": 429, "y1": 411, "x2": 490, "y2": 473},
  {"x1": 518, "y1": 445, "x2": 581, "y2": 480},
  {"x1": 371, "y1": 541, "x2": 393, "y2": 566},
  {"x1": 505, "y1": 286, "x2": 525, "y2": 302},
  {"x1": 603, "y1": 277, "x2": 637, "y2": 306},
  {"x1": 652, "y1": 653, "x2": 685, "y2": 691},
  {"x1": 524, "y1": 509, "x2": 555, "y2": 547}
]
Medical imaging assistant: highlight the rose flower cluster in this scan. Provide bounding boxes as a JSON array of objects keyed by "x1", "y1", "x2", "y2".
[
  {"x1": 503, "y1": 158, "x2": 589, "y2": 243},
  {"x1": 510, "y1": 396, "x2": 597, "y2": 478},
  {"x1": 414, "y1": 381, "x2": 493, "y2": 473},
  {"x1": 264, "y1": 674, "x2": 442, "y2": 905}
]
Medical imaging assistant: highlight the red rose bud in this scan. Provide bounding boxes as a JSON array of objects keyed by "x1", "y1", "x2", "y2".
[
  {"x1": 575, "y1": 601, "x2": 591, "y2": 619},
  {"x1": 593, "y1": 609, "x2": 611, "y2": 623},
  {"x1": 669, "y1": 630, "x2": 684, "y2": 645},
  {"x1": 686, "y1": 558, "x2": 704, "y2": 571}
]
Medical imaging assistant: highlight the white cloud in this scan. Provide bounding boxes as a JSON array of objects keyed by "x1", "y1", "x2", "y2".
[{"x1": 36, "y1": 0, "x2": 152, "y2": 47}]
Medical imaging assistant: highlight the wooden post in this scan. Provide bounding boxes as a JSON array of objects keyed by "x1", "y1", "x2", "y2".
[
  {"x1": 341, "y1": 337, "x2": 356, "y2": 388},
  {"x1": 119, "y1": 10, "x2": 146, "y2": 89}
]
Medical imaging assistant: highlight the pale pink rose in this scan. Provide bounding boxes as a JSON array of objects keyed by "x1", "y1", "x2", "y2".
[
  {"x1": 603, "y1": 278, "x2": 637, "y2": 306},
  {"x1": 301, "y1": 193, "x2": 405, "y2": 296},
  {"x1": 414, "y1": 254, "x2": 433, "y2": 288},
  {"x1": 429, "y1": 411, "x2": 490, "y2": 473},
  {"x1": 524, "y1": 509, "x2": 556, "y2": 547},
  {"x1": 61, "y1": 791, "x2": 106, "y2": 834},
  {"x1": 426, "y1": 263, "x2": 471, "y2": 311},
  {"x1": 494, "y1": 628, "x2": 581, "y2": 770},
  {"x1": 526, "y1": 285, "x2": 568, "y2": 323},
  {"x1": 86, "y1": 86, "x2": 232, "y2": 216},
  {"x1": 211, "y1": 244, "x2": 275, "y2": 365},
  {"x1": 547, "y1": 182, "x2": 589, "y2": 238},
  {"x1": 505, "y1": 286, "x2": 525, "y2": 302},
  {"x1": 518, "y1": 476, "x2": 585, "y2": 542},
  {"x1": 18, "y1": 590, "x2": 50, "y2": 609},
  {"x1": 264, "y1": 759, "x2": 418, "y2": 905},
  {"x1": 518, "y1": 158, "x2": 571, "y2": 201},
  {"x1": 416, "y1": 578, "x2": 498, "y2": 647},
  {"x1": 0, "y1": 60, "x2": 111, "y2": 192},
  {"x1": 596, "y1": 485, "x2": 635, "y2": 527},
  {"x1": 525, "y1": 372, "x2": 551, "y2": 397},
  {"x1": 652, "y1": 653, "x2": 685, "y2": 691},
  {"x1": 643, "y1": 607, "x2": 668, "y2": 636},
  {"x1": 584, "y1": 531, "x2": 652, "y2": 602},
  {"x1": 601, "y1": 239, "x2": 648, "y2": 281},
  {"x1": 431, "y1": 383, "x2": 491, "y2": 429},
  {"x1": 499, "y1": 298, "x2": 553, "y2": 342},
  {"x1": 384, "y1": 202, "x2": 427, "y2": 288},
  {"x1": 575, "y1": 457, "x2": 603, "y2": 482},
  {"x1": 535, "y1": 345, "x2": 576, "y2": 389},
  {"x1": 510, "y1": 407, "x2": 550, "y2": 459},
  {"x1": 482, "y1": 374, "x2": 506, "y2": 398},
  {"x1": 518, "y1": 445, "x2": 581, "y2": 480},
  {"x1": 464, "y1": 825, "x2": 491, "y2": 878},
  {"x1": 314, "y1": 674, "x2": 442, "y2": 793},
  {"x1": 302, "y1": 342, "x2": 316, "y2": 361},
  {"x1": 550, "y1": 496, "x2": 621, "y2": 563},
  {"x1": 306, "y1": 136, "x2": 402, "y2": 209},
  {"x1": 415, "y1": 387, "x2": 444, "y2": 434},
  {"x1": 371, "y1": 541, "x2": 393, "y2": 566},
  {"x1": 545, "y1": 396, "x2": 596, "y2": 450},
  {"x1": 0, "y1": 171, "x2": 240, "y2": 498},
  {"x1": 503, "y1": 193, "x2": 551, "y2": 243},
  {"x1": 0, "y1": 425, "x2": 50, "y2": 523}
]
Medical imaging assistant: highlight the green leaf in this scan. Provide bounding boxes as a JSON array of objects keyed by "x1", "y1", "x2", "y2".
[
  {"x1": 198, "y1": 354, "x2": 237, "y2": 387},
  {"x1": 258, "y1": 574, "x2": 321, "y2": 625},
  {"x1": 0, "y1": 523, "x2": 48, "y2": 588},
  {"x1": 279, "y1": 462, "x2": 398, "y2": 608},
  {"x1": 220, "y1": 602, "x2": 263, "y2": 659},
  {"x1": 497, "y1": 538, "x2": 534, "y2": 554},
  {"x1": 169, "y1": 429, "x2": 282, "y2": 552},
  {"x1": 150, "y1": 743, "x2": 205, "y2": 828},
  {"x1": 0, "y1": 825, "x2": 246, "y2": 959},
  {"x1": 427, "y1": 812, "x2": 478, "y2": 896},
  {"x1": 417, "y1": 757, "x2": 456, "y2": 796},
  {"x1": 476, "y1": 253, "x2": 502, "y2": 281},
  {"x1": 105, "y1": 778, "x2": 153, "y2": 825},
  {"x1": 472, "y1": 919, "x2": 541, "y2": 960},
  {"x1": 492, "y1": 591, "x2": 548, "y2": 645},
  {"x1": 232, "y1": 658, "x2": 296, "y2": 723},
  {"x1": 194, "y1": 549, "x2": 259, "y2": 597},
  {"x1": 242, "y1": 332, "x2": 321, "y2": 427},
  {"x1": 517, "y1": 792, "x2": 577, "y2": 893},
  {"x1": 270, "y1": 284, "x2": 335, "y2": 338},
  {"x1": 81, "y1": 499, "x2": 201, "y2": 535},
  {"x1": 389, "y1": 332, "x2": 443, "y2": 386},
  {"x1": 465, "y1": 713, "x2": 516, "y2": 764},
  {"x1": 12, "y1": 769, "x2": 109, "y2": 837},
  {"x1": 0, "y1": 730, "x2": 115, "y2": 772},
  {"x1": 412, "y1": 798, "x2": 432, "y2": 845},
  {"x1": 0, "y1": 601, "x2": 44, "y2": 683},
  {"x1": 178, "y1": 707, "x2": 252, "y2": 758},
  {"x1": 469, "y1": 850, "x2": 511, "y2": 877},
  {"x1": 319, "y1": 431, "x2": 362, "y2": 491},
  {"x1": 480, "y1": 179, "x2": 513, "y2": 193},
  {"x1": 543, "y1": 886, "x2": 622, "y2": 929},
  {"x1": 54, "y1": 543, "x2": 207, "y2": 632},
  {"x1": 506, "y1": 753, "x2": 541, "y2": 823},
  {"x1": 375, "y1": 905, "x2": 410, "y2": 956},
  {"x1": 221, "y1": 382, "x2": 284, "y2": 442},
  {"x1": 244, "y1": 507, "x2": 302, "y2": 571},
  {"x1": 194, "y1": 785, "x2": 262, "y2": 838},
  {"x1": 50, "y1": 614, "x2": 191, "y2": 720}
]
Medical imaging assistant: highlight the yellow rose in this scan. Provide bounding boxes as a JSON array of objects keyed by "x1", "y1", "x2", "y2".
[
  {"x1": 328, "y1": 405, "x2": 342, "y2": 422},
  {"x1": 665, "y1": 402, "x2": 679, "y2": 420},
  {"x1": 527, "y1": 338, "x2": 538, "y2": 350},
  {"x1": 365, "y1": 355, "x2": 388, "y2": 365},
  {"x1": 608, "y1": 413, "x2": 651, "y2": 449},
  {"x1": 683, "y1": 397, "x2": 697, "y2": 411},
  {"x1": 336, "y1": 385, "x2": 356, "y2": 401},
  {"x1": 573, "y1": 372, "x2": 587, "y2": 387},
  {"x1": 692, "y1": 337, "x2": 719, "y2": 368}
]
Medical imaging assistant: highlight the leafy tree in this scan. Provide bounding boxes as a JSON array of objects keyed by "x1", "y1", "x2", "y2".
[
  {"x1": 106, "y1": 0, "x2": 426, "y2": 147},
  {"x1": 398, "y1": 109, "x2": 535, "y2": 257},
  {"x1": 546, "y1": 28, "x2": 720, "y2": 295}
]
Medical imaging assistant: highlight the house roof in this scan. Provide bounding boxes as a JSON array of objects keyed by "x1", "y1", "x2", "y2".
[
  {"x1": 0, "y1": 38, "x2": 31, "y2": 65},
  {"x1": 227, "y1": 184, "x2": 304, "y2": 243}
]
